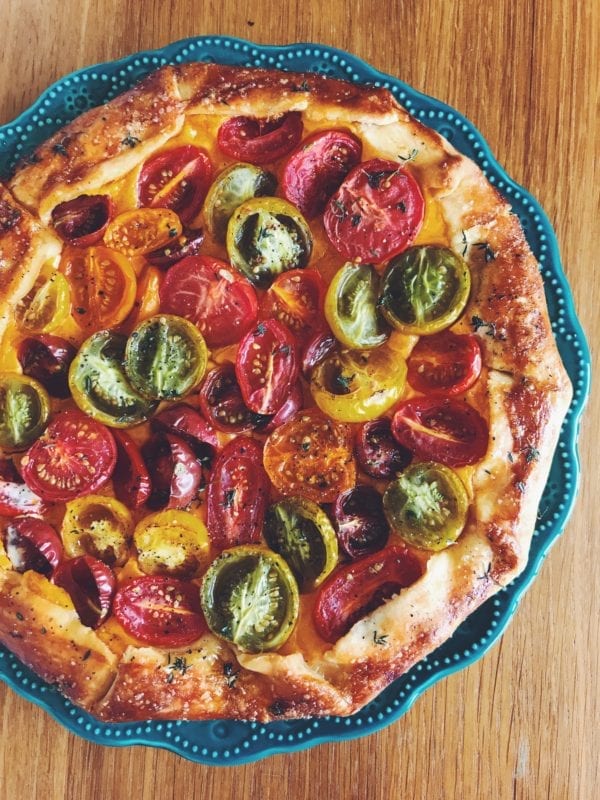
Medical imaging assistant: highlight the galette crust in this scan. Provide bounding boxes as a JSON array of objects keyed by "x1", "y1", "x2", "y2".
[{"x1": 0, "y1": 63, "x2": 572, "y2": 721}]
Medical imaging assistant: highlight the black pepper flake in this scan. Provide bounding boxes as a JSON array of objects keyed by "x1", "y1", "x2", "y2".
[
  {"x1": 82, "y1": 649, "x2": 91, "y2": 661},
  {"x1": 15, "y1": 612, "x2": 24, "y2": 621}
]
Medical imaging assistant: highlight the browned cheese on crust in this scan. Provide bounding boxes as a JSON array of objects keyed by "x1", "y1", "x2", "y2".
[{"x1": 0, "y1": 63, "x2": 572, "y2": 721}]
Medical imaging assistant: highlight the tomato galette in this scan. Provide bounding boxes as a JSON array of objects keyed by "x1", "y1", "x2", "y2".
[{"x1": 0, "y1": 63, "x2": 571, "y2": 721}]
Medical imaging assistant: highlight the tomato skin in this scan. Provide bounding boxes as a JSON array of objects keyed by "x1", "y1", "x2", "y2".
[
  {"x1": 112, "y1": 430, "x2": 152, "y2": 509},
  {"x1": 217, "y1": 112, "x2": 303, "y2": 165},
  {"x1": 142, "y1": 434, "x2": 203, "y2": 510},
  {"x1": 146, "y1": 228, "x2": 204, "y2": 269},
  {"x1": 333, "y1": 486, "x2": 390, "y2": 561},
  {"x1": 113, "y1": 575, "x2": 206, "y2": 647},
  {"x1": 407, "y1": 332, "x2": 482, "y2": 395},
  {"x1": 3, "y1": 516, "x2": 63, "y2": 575},
  {"x1": 253, "y1": 381, "x2": 304, "y2": 435},
  {"x1": 151, "y1": 403, "x2": 218, "y2": 465},
  {"x1": 198, "y1": 364, "x2": 256, "y2": 433},
  {"x1": 51, "y1": 194, "x2": 114, "y2": 247},
  {"x1": 313, "y1": 545, "x2": 423, "y2": 642},
  {"x1": 17, "y1": 335, "x2": 77, "y2": 399},
  {"x1": 323, "y1": 158, "x2": 425, "y2": 263},
  {"x1": 301, "y1": 328, "x2": 337, "y2": 379},
  {"x1": 159, "y1": 255, "x2": 258, "y2": 348},
  {"x1": 282, "y1": 129, "x2": 362, "y2": 218},
  {"x1": 21, "y1": 410, "x2": 117, "y2": 503},
  {"x1": 260, "y1": 269, "x2": 326, "y2": 345},
  {"x1": 0, "y1": 480, "x2": 47, "y2": 517},
  {"x1": 53, "y1": 555, "x2": 116, "y2": 628},
  {"x1": 207, "y1": 437, "x2": 269, "y2": 549},
  {"x1": 355, "y1": 418, "x2": 412, "y2": 479},
  {"x1": 138, "y1": 146, "x2": 213, "y2": 224},
  {"x1": 391, "y1": 397, "x2": 489, "y2": 467},
  {"x1": 236, "y1": 320, "x2": 298, "y2": 415}
]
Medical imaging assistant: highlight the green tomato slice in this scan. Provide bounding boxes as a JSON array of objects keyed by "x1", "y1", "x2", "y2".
[
  {"x1": 204, "y1": 162, "x2": 277, "y2": 243},
  {"x1": 310, "y1": 346, "x2": 407, "y2": 423},
  {"x1": 325, "y1": 262, "x2": 390, "y2": 349},
  {"x1": 125, "y1": 314, "x2": 208, "y2": 401},
  {"x1": 383, "y1": 462, "x2": 468, "y2": 551},
  {"x1": 263, "y1": 497, "x2": 338, "y2": 593},
  {"x1": 69, "y1": 330, "x2": 157, "y2": 427},
  {"x1": 201, "y1": 545, "x2": 299, "y2": 653},
  {"x1": 226, "y1": 197, "x2": 313, "y2": 288},
  {"x1": 0, "y1": 373, "x2": 50, "y2": 451},
  {"x1": 379, "y1": 246, "x2": 471, "y2": 334}
]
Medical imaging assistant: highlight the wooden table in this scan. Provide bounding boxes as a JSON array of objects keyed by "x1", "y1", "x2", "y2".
[{"x1": 0, "y1": 1, "x2": 597, "y2": 797}]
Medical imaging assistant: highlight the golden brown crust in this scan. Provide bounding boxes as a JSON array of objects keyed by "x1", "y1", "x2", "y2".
[{"x1": 0, "y1": 62, "x2": 573, "y2": 722}]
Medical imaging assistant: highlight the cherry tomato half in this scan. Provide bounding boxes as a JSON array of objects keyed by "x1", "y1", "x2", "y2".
[
  {"x1": 324, "y1": 159, "x2": 424, "y2": 263},
  {"x1": 252, "y1": 381, "x2": 304, "y2": 435},
  {"x1": 217, "y1": 112, "x2": 303, "y2": 165},
  {"x1": 51, "y1": 194, "x2": 114, "y2": 247},
  {"x1": 137, "y1": 145, "x2": 213, "y2": 224},
  {"x1": 260, "y1": 269, "x2": 326, "y2": 345},
  {"x1": 17, "y1": 335, "x2": 77, "y2": 399},
  {"x1": 21, "y1": 409, "x2": 117, "y2": 503},
  {"x1": 324, "y1": 262, "x2": 390, "y2": 350},
  {"x1": 61, "y1": 495, "x2": 133, "y2": 567},
  {"x1": 113, "y1": 575, "x2": 206, "y2": 647},
  {"x1": 3, "y1": 516, "x2": 63, "y2": 576},
  {"x1": 0, "y1": 374, "x2": 50, "y2": 451},
  {"x1": 301, "y1": 327, "x2": 337, "y2": 379},
  {"x1": 151, "y1": 403, "x2": 218, "y2": 466},
  {"x1": 282, "y1": 129, "x2": 362, "y2": 218},
  {"x1": 204, "y1": 162, "x2": 277, "y2": 242},
  {"x1": 207, "y1": 437, "x2": 269, "y2": 549},
  {"x1": 333, "y1": 485, "x2": 390, "y2": 561},
  {"x1": 236, "y1": 320, "x2": 298, "y2": 415},
  {"x1": 142, "y1": 433, "x2": 203, "y2": 510},
  {"x1": 112, "y1": 430, "x2": 152, "y2": 509},
  {"x1": 263, "y1": 408, "x2": 356, "y2": 504},
  {"x1": 407, "y1": 332, "x2": 482, "y2": 395},
  {"x1": 53, "y1": 555, "x2": 116, "y2": 628},
  {"x1": 355, "y1": 418, "x2": 412, "y2": 479},
  {"x1": 198, "y1": 364, "x2": 256, "y2": 433},
  {"x1": 15, "y1": 270, "x2": 70, "y2": 334},
  {"x1": 133, "y1": 509, "x2": 210, "y2": 578},
  {"x1": 146, "y1": 228, "x2": 205, "y2": 269},
  {"x1": 391, "y1": 397, "x2": 489, "y2": 467},
  {"x1": 313, "y1": 544, "x2": 423, "y2": 642},
  {"x1": 0, "y1": 480, "x2": 46, "y2": 517},
  {"x1": 104, "y1": 208, "x2": 182, "y2": 257},
  {"x1": 159, "y1": 255, "x2": 258, "y2": 348}
]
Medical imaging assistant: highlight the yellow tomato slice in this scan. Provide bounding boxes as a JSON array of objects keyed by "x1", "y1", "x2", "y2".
[
  {"x1": 133, "y1": 509, "x2": 210, "y2": 578},
  {"x1": 15, "y1": 268, "x2": 70, "y2": 334},
  {"x1": 104, "y1": 208, "x2": 182, "y2": 257},
  {"x1": 120, "y1": 264, "x2": 162, "y2": 332},
  {"x1": 61, "y1": 495, "x2": 134, "y2": 567}
]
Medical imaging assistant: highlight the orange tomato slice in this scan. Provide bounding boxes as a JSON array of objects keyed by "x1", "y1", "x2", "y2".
[{"x1": 103, "y1": 208, "x2": 182, "y2": 257}]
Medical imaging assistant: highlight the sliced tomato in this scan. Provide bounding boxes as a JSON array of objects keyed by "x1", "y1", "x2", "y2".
[
  {"x1": 391, "y1": 397, "x2": 489, "y2": 467},
  {"x1": 151, "y1": 403, "x2": 218, "y2": 466},
  {"x1": 260, "y1": 269, "x2": 326, "y2": 344},
  {"x1": 263, "y1": 408, "x2": 356, "y2": 504},
  {"x1": 21, "y1": 409, "x2": 117, "y2": 503},
  {"x1": 60, "y1": 245, "x2": 137, "y2": 330},
  {"x1": 120, "y1": 264, "x2": 162, "y2": 331},
  {"x1": 146, "y1": 228, "x2": 204, "y2": 269},
  {"x1": 137, "y1": 145, "x2": 213, "y2": 224},
  {"x1": 206, "y1": 437, "x2": 269, "y2": 549},
  {"x1": 15, "y1": 270, "x2": 70, "y2": 334},
  {"x1": 323, "y1": 158, "x2": 424, "y2": 263},
  {"x1": 355, "y1": 418, "x2": 412, "y2": 479},
  {"x1": 142, "y1": 434, "x2": 203, "y2": 510},
  {"x1": 3, "y1": 517, "x2": 63, "y2": 575},
  {"x1": 333, "y1": 485, "x2": 390, "y2": 561},
  {"x1": 407, "y1": 332, "x2": 482, "y2": 395},
  {"x1": 17, "y1": 335, "x2": 77, "y2": 399},
  {"x1": 282, "y1": 129, "x2": 362, "y2": 218},
  {"x1": 61, "y1": 495, "x2": 133, "y2": 567},
  {"x1": 51, "y1": 194, "x2": 114, "y2": 247},
  {"x1": 112, "y1": 430, "x2": 152, "y2": 509},
  {"x1": 104, "y1": 208, "x2": 182, "y2": 257},
  {"x1": 0, "y1": 480, "x2": 47, "y2": 517},
  {"x1": 133, "y1": 510, "x2": 210, "y2": 578},
  {"x1": 113, "y1": 575, "x2": 206, "y2": 646},
  {"x1": 159, "y1": 255, "x2": 258, "y2": 348},
  {"x1": 313, "y1": 545, "x2": 423, "y2": 642},
  {"x1": 236, "y1": 320, "x2": 298, "y2": 415},
  {"x1": 198, "y1": 364, "x2": 257, "y2": 433},
  {"x1": 0, "y1": 374, "x2": 50, "y2": 452},
  {"x1": 217, "y1": 112, "x2": 303, "y2": 165},
  {"x1": 301, "y1": 327, "x2": 336, "y2": 378},
  {"x1": 253, "y1": 381, "x2": 304, "y2": 434},
  {"x1": 53, "y1": 555, "x2": 116, "y2": 628}
]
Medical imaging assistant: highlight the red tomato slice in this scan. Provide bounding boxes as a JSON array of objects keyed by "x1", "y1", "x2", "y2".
[
  {"x1": 113, "y1": 576, "x2": 206, "y2": 647},
  {"x1": 253, "y1": 381, "x2": 304, "y2": 434},
  {"x1": 301, "y1": 327, "x2": 337, "y2": 379},
  {"x1": 3, "y1": 516, "x2": 63, "y2": 575},
  {"x1": 17, "y1": 334, "x2": 77, "y2": 399},
  {"x1": 21, "y1": 410, "x2": 117, "y2": 502},
  {"x1": 391, "y1": 397, "x2": 489, "y2": 467},
  {"x1": 355, "y1": 418, "x2": 412, "y2": 479},
  {"x1": 142, "y1": 434, "x2": 203, "y2": 510},
  {"x1": 206, "y1": 437, "x2": 269, "y2": 549},
  {"x1": 112, "y1": 430, "x2": 152, "y2": 509},
  {"x1": 137, "y1": 145, "x2": 213, "y2": 224},
  {"x1": 159, "y1": 255, "x2": 258, "y2": 348},
  {"x1": 53, "y1": 555, "x2": 116, "y2": 628},
  {"x1": 313, "y1": 544, "x2": 423, "y2": 642},
  {"x1": 407, "y1": 332, "x2": 482, "y2": 395},
  {"x1": 260, "y1": 269, "x2": 326, "y2": 344},
  {"x1": 151, "y1": 403, "x2": 218, "y2": 466},
  {"x1": 198, "y1": 364, "x2": 257, "y2": 433},
  {"x1": 51, "y1": 194, "x2": 115, "y2": 247},
  {"x1": 282, "y1": 130, "x2": 362, "y2": 218},
  {"x1": 217, "y1": 112, "x2": 303, "y2": 164},
  {"x1": 236, "y1": 320, "x2": 298, "y2": 415},
  {"x1": 0, "y1": 480, "x2": 47, "y2": 517},
  {"x1": 323, "y1": 158, "x2": 425, "y2": 263}
]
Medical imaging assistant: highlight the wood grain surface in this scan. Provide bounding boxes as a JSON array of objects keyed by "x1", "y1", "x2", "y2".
[{"x1": 0, "y1": 1, "x2": 597, "y2": 798}]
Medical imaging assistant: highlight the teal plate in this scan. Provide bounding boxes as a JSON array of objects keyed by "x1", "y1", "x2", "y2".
[{"x1": 0, "y1": 37, "x2": 590, "y2": 765}]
